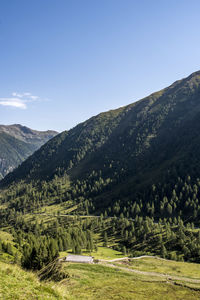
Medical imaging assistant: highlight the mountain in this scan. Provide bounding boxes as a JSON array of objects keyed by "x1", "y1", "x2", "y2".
[
  {"x1": 1, "y1": 71, "x2": 200, "y2": 222},
  {"x1": 2, "y1": 71, "x2": 200, "y2": 278},
  {"x1": 0, "y1": 124, "x2": 57, "y2": 179}
]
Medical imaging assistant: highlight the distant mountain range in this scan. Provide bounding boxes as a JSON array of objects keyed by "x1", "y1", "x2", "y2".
[
  {"x1": 1, "y1": 71, "x2": 200, "y2": 222},
  {"x1": 0, "y1": 124, "x2": 57, "y2": 178}
]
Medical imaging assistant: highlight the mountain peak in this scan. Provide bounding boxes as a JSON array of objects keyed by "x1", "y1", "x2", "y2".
[
  {"x1": 1, "y1": 70, "x2": 200, "y2": 187},
  {"x1": 0, "y1": 124, "x2": 57, "y2": 179}
]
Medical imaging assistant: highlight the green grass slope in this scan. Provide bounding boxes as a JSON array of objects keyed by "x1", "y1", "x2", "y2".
[
  {"x1": 0, "y1": 259, "x2": 200, "y2": 300},
  {"x1": 63, "y1": 263, "x2": 200, "y2": 300},
  {"x1": 0, "y1": 261, "x2": 62, "y2": 299}
]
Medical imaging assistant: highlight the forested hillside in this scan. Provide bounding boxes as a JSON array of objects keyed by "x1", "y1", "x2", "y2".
[
  {"x1": 1, "y1": 71, "x2": 200, "y2": 224},
  {"x1": 1, "y1": 71, "x2": 200, "y2": 273},
  {"x1": 0, "y1": 124, "x2": 57, "y2": 178}
]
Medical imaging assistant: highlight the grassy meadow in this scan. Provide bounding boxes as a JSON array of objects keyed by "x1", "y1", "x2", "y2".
[
  {"x1": 60, "y1": 246, "x2": 124, "y2": 260},
  {"x1": 1, "y1": 258, "x2": 200, "y2": 299},
  {"x1": 61, "y1": 263, "x2": 200, "y2": 300},
  {"x1": 0, "y1": 261, "x2": 62, "y2": 300},
  {"x1": 113, "y1": 257, "x2": 200, "y2": 280}
]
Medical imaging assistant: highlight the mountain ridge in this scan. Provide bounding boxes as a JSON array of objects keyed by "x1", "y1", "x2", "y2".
[
  {"x1": 0, "y1": 124, "x2": 57, "y2": 144},
  {"x1": 2, "y1": 70, "x2": 200, "y2": 185},
  {"x1": 1, "y1": 70, "x2": 200, "y2": 223},
  {"x1": 0, "y1": 124, "x2": 58, "y2": 178}
]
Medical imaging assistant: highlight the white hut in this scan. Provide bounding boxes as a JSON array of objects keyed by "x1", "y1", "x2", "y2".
[{"x1": 64, "y1": 254, "x2": 94, "y2": 264}]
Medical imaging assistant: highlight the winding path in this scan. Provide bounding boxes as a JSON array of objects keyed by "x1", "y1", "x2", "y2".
[{"x1": 97, "y1": 256, "x2": 200, "y2": 285}]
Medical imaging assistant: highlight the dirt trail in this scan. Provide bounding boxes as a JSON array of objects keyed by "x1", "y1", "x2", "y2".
[
  {"x1": 99, "y1": 255, "x2": 168, "y2": 263},
  {"x1": 98, "y1": 260, "x2": 200, "y2": 284}
]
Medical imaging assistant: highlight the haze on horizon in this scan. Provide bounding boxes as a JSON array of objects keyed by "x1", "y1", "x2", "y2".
[{"x1": 0, "y1": 0, "x2": 200, "y2": 132}]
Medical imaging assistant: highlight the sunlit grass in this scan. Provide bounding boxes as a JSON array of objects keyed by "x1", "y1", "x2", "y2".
[
  {"x1": 60, "y1": 246, "x2": 124, "y2": 260},
  {"x1": 0, "y1": 261, "x2": 62, "y2": 299},
  {"x1": 114, "y1": 257, "x2": 200, "y2": 279},
  {"x1": 1, "y1": 257, "x2": 200, "y2": 299},
  {"x1": 0, "y1": 230, "x2": 13, "y2": 242},
  {"x1": 59, "y1": 263, "x2": 200, "y2": 300}
]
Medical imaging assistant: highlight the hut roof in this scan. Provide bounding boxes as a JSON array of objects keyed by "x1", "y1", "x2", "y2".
[{"x1": 65, "y1": 254, "x2": 93, "y2": 263}]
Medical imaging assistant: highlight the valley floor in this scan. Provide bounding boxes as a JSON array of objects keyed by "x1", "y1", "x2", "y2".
[{"x1": 1, "y1": 256, "x2": 200, "y2": 299}]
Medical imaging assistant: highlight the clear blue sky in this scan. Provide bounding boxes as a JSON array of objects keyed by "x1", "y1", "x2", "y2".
[{"x1": 0, "y1": 0, "x2": 200, "y2": 132}]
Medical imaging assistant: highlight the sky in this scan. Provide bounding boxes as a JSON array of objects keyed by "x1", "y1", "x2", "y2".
[{"x1": 0, "y1": 0, "x2": 200, "y2": 132}]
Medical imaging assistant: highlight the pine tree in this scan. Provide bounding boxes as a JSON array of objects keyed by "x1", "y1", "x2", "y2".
[{"x1": 161, "y1": 245, "x2": 167, "y2": 258}]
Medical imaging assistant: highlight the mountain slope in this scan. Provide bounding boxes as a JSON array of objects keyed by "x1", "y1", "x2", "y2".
[
  {"x1": 1, "y1": 71, "x2": 200, "y2": 222},
  {"x1": 0, "y1": 124, "x2": 57, "y2": 178},
  {"x1": 2, "y1": 71, "x2": 200, "y2": 184}
]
